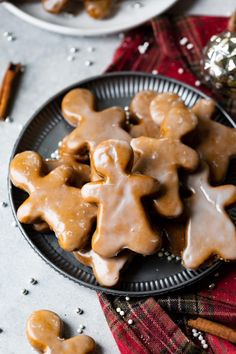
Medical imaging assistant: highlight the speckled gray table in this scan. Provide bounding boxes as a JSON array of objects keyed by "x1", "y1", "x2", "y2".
[{"x1": 0, "y1": 1, "x2": 235, "y2": 353}]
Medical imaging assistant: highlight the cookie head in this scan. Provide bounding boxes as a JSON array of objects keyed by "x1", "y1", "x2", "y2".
[
  {"x1": 26, "y1": 310, "x2": 62, "y2": 351},
  {"x1": 62, "y1": 88, "x2": 95, "y2": 126},
  {"x1": 160, "y1": 106, "x2": 198, "y2": 139},
  {"x1": 192, "y1": 98, "x2": 216, "y2": 120},
  {"x1": 10, "y1": 151, "x2": 45, "y2": 193},
  {"x1": 150, "y1": 92, "x2": 183, "y2": 125},
  {"x1": 130, "y1": 90, "x2": 158, "y2": 121},
  {"x1": 92, "y1": 140, "x2": 133, "y2": 178}
]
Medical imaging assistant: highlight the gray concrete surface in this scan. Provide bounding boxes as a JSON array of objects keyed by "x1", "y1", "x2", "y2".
[{"x1": 0, "y1": 1, "x2": 234, "y2": 353}]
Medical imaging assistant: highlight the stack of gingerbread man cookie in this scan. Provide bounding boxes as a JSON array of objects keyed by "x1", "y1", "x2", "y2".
[{"x1": 10, "y1": 88, "x2": 236, "y2": 288}]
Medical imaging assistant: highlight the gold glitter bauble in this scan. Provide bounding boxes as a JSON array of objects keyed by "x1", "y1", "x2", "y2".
[{"x1": 202, "y1": 31, "x2": 236, "y2": 95}]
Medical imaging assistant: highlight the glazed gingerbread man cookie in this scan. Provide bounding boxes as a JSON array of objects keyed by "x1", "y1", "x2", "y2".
[
  {"x1": 26, "y1": 310, "x2": 95, "y2": 353},
  {"x1": 183, "y1": 163, "x2": 236, "y2": 269},
  {"x1": 74, "y1": 249, "x2": 133, "y2": 287},
  {"x1": 59, "y1": 88, "x2": 131, "y2": 159},
  {"x1": 129, "y1": 91, "x2": 160, "y2": 138},
  {"x1": 10, "y1": 151, "x2": 96, "y2": 252},
  {"x1": 33, "y1": 155, "x2": 91, "y2": 233},
  {"x1": 81, "y1": 140, "x2": 161, "y2": 258},
  {"x1": 192, "y1": 98, "x2": 236, "y2": 182},
  {"x1": 131, "y1": 104, "x2": 199, "y2": 217}
]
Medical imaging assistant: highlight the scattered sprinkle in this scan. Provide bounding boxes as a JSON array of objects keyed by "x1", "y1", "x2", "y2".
[
  {"x1": 178, "y1": 68, "x2": 184, "y2": 74},
  {"x1": 5, "y1": 116, "x2": 14, "y2": 123},
  {"x1": 198, "y1": 335, "x2": 203, "y2": 341},
  {"x1": 125, "y1": 297, "x2": 130, "y2": 301},
  {"x1": 164, "y1": 251, "x2": 169, "y2": 256},
  {"x1": 67, "y1": 55, "x2": 75, "y2": 62},
  {"x1": 116, "y1": 307, "x2": 121, "y2": 313},
  {"x1": 192, "y1": 328, "x2": 197, "y2": 333},
  {"x1": 193, "y1": 332, "x2": 199, "y2": 337},
  {"x1": 179, "y1": 37, "x2": 188, "y2": 46},
  {"x1": 152, "y1": 69, "x2": 158, "y2": 75},
  {"x1": 175, "y1": 256, "x2": 181, "y2": 261},
  {"x1": 128, "y1": 319, "x2": 133, "y2": 325},
  {"x1": 76, "y1": 308, "x2": 84, "y2": 315},
  {"x1": 87, "y1": 47, "x2": 95, "y2": 53},
  {"x1": 187, "y1": 43, "x2": 194, "y2": 50},
  {"x1": 138, "y1": 41, "x2": 150, "y2": 55},
  {"x1": 167, "y1": 256, "x2": 172, "y2": 261},
  {"x1": 118, "y1": 33, "x2": 125, "y2": 39},
  {"x1": 201, "y1": 339, "x2": 206, "y2": 345},
  {"x1": 85, "y1": 60, "x2": 93, "y2": 67},
  {"x1": 157, "y1": 252, "x2": 163, "y2": 258},
  {"x1": 132, "y1": 2, "x2": 143, "y2": 9},
  {"x1": 69, "y1": 47, "x2": 79, "y2": 54},
  {"x1": 209, "y1": 283, "x2": 215, "y2": 289},
  {"x1": 195, "y1": 80, "x2": 201, "y2": 87},
  {"x1": 203, "y1": 344, "x2": 208, "y2": 349},
  {"x1": 3, "y1": 31, "x2": 11, "y2": 37},
  {"x1": 7, "y1": 34, "x2": 16, "y2": 42},
  {"x1": 120, "y1": 311, "x2": 125, "y2": 316},
  {"x1": 11, "y1": 221, "x2": 18, "y2": 228},
  {"x1": 30, "y1": 278, "x2": 38, "y2": 285}
]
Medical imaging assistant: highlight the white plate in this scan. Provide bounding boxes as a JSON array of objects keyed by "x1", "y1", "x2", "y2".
[{"x1": 2, "y1": 0, "x2": 177, "y2": 37}]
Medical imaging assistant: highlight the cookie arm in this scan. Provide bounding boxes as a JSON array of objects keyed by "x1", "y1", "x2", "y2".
[
  {"x1": 17, "y1": 198, "x2": 40, "y2": 224},
  {"x1": 47, "y1": 165, "x2": 74, "y2": 186},
  {"x1": 215, "y1": 185, "x2": 236, "y2": 207},
  {"x1": 81, "y1": 182, "x2": 103, "y2": 203},
  {"x1": 132, "y1": 175, "x2": 160, "y2": 196},
  {"x1": 106, "y1": 107, "x2": 126, "y2": 125},
  {"x1": 60, "y1": 128, "x2": 91, "y2": 156},
  {"x1": 177, "y1": 144, "x2": 199, "y2": 171}
]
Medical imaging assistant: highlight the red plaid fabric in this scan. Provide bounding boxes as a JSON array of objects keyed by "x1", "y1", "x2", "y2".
[{"x1": 98, "y1": 15, "x2": 236, "y2": 354}]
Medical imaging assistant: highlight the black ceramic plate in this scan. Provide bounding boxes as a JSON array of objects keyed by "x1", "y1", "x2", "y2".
[{"x1": 9, "y1": 72, "x2": 235, "y2": 296}]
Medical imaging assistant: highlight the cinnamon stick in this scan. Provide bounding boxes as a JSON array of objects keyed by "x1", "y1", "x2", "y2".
[
  {"x1": 0, "y1": 62, "x2": 22, "y2": 120},
  {"x1": 188, "y1": 317, "x2": 236, "y2": 344}
]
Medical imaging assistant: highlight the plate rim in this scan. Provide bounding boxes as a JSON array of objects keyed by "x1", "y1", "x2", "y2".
[
  {"x1": 2, "y1": 1, "x2": 178, "y2": 37},
  {"x1": 9, "y1": 71, "x2": 232, "y2": 296}
]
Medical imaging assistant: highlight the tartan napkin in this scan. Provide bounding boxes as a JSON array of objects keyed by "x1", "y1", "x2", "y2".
[{"x1": 98, "y1": 15, "x2": 236, "y2": 354}]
